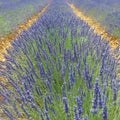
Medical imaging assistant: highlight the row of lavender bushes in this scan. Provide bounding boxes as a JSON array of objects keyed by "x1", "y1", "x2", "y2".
[
  {"x1": 0, "y1": 0, "x2": 120, "y2": 120},
  {"x1": 67, "y1": 0, "x2": 120, "y2": 38}
]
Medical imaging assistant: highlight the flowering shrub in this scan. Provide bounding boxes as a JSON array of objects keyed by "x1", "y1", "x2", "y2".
[{"x1": 0, "y1": 0, "x2": 120, "y2": 120}]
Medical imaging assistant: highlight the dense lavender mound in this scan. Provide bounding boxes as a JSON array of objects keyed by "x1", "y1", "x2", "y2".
[{"x1": 0, "y1": 0, "x2": 120, "y2": 120}]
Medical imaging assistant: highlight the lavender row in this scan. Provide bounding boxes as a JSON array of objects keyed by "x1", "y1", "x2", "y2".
[{"x1": 67, "y1": 0, "x2": 120, "y2": 37}]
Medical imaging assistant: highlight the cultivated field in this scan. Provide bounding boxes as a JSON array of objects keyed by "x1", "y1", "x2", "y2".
[{"x1": 0, "y1": 0, "x2": 120, "y2": 120}]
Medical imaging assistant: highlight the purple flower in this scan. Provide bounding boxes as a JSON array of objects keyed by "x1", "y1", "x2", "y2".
[
  {"x1": 35, "y1": 85, "x2": 42, "y2": 95},
  {"x1": 62, "y1": 82, "x2": 66, "y2": 97},
  {"x1": 68, "y1": 65, "x2": 75, "y2": 88},
  {"x1": 76, "y1": 62, "x2": 81, "y2": 77},
  {"x1": 44, "y1": 97, "x2": 48, "y2": 111},
  {"x1": 39, "y1": 63, "x2": 46, "y2": 78},
  {"x1": 90, "y1": 78, "x2": 100, "y2": 114},
  {"x1": 112, "y1": 86, "x2": 117, "y2": 101},
  {"x1": 2, "y1": 107, "x2": 15, "y2": 120},
  {"x1": 61, "y1": 62, "x2": 66, "y2": 78},
  {"x1": 44, "y1": 110, "x2": 50, "y2": 120},
  {"x1": 101, "y1": 105, "x2": 108, "y2": 120},
  {"x1": 62, "y1": 97, "x2": 69, "y2": 113},
  {"x1": 98, "y1": 90, "x2": 103, "y2": 108},
  {"x1": 76, "y1": 96, "x2": 82, "y2": 117},
  {"x1": 45, "y1": 80, "x2": 52, "y2": 92},
  {"x1": 74, "y1": 105, "x2": 79, "y2": 120}
]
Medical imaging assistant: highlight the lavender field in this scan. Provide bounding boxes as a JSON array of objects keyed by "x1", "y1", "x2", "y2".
[{"x1": 0, "y1": 0, "x2": 120, "y2": 120}]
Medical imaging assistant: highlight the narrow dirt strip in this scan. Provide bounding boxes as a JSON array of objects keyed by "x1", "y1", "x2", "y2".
[
  {"x1": 67, "y1": 2, "x2": 120, "y2": 50},
  {"x1": 0, "y1": 4, "x2": 49, "y2": 61}
]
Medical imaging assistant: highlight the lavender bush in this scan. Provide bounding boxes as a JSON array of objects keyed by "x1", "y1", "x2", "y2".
[{"x1": 0, "y1": 0, "x2": 120, "y2": 120}]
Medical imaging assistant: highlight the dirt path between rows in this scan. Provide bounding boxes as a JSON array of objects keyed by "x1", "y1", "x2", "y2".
[
  {"x1": 67, "y1": 2, "x2": 120, "y2": 75},
  {"x1": 0, "y1": 4, "x2": 49, "y2": 119}
]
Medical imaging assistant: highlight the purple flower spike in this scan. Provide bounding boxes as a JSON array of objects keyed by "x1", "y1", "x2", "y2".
[
  {"x1": 62, "y1": 97, "x2": 69, "y2": 113},
  {"x1": 76, "y1": 96, "x2": 82, "y2": 117},
  {"x1": 2, "y1": 107, "x2": 15, "y2": 120},
  {"x1": 62, "y1": 82, "x2": 66, "y2": 97},
  {"x1": 74, "y1": 105, "x2": 79, "y2": 120},
  {"x1": 44, "y1": 110, "x2": 50, "y2": 120},
  {"x1": 44, "y1": 97, "x2": 48, "y2": 111},
  {"x1": 39, "y1": 63, "x2": 46, "y2": 78},
  {"x1": 112, "y1": 86, "x2": 117, "y2": 101},
  {"x1": 101, "y1": 105, "x2": 108, "y2": 120}
]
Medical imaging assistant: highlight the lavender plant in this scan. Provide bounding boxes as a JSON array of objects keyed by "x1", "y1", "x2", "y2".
[{"x1": 0, "y1": 0, "x2": 119, "y2": 120}]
